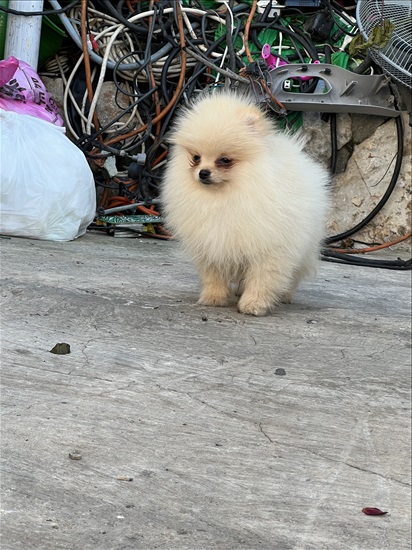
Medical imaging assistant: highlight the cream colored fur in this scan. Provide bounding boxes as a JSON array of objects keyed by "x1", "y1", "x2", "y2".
[{"x1": 161, "y1": 92, "x2": 329, "y2": 316}]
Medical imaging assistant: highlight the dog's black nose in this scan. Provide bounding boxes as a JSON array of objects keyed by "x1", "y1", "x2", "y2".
[{"x1": 199, "y1": 169, "x2": 211, "y2": 183}]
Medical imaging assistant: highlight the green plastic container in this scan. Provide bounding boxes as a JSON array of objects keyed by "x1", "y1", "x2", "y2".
[
  {"x1": 0, "y1": 0, "x2": 8, "y2": 59},
  {"x1": 38, "y1": 15, "x2": 66, "y2": 67}
]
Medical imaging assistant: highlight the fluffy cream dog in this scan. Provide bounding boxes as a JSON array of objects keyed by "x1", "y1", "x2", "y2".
[{"x1": 161, "y1": 92, "x2": 329, "y2": 316}]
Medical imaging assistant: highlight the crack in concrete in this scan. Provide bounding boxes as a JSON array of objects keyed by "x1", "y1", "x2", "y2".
[
  {"x1": 7, "y1": 363, "x2": 115, "y2": 384},
  {"x1": 260, "y1": 432, "x2": 410, "y2": 488},
  {"x1": 259, "y1": 423, "x2": 274, "y2": 443},
  {"x1": 353, "y1": 156, "x2": 372, "y2": 197},
  {"x1": 99, "y1": 381, "x2": 137, "y2": 397},
  {"x1": 68, "y1": 338, "x2": 95, "y2": 374},
  {"x1": 340, "y1": 460, "x2": 410, "y2": 487}
]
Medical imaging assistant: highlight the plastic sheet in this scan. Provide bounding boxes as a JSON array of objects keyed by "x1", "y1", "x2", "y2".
[
  {"x1": 0, "y1": 110, "x2": 96, "y2": 241},
  {"x1": 0, "y1": 56, "x2": 63, "y2": 125}
]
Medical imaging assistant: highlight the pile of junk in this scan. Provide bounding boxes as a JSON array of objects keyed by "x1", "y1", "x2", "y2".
[{"x1": 0, "y1": 0, "x2": 411, "y2": 269}]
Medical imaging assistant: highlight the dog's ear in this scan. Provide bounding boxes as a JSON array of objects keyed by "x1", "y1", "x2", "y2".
[
  {"x1": 244, "y1": 111, "x2": 260, "y2": 128},
  {"x1": 242, "y1": 108, "x2": 271, "y2": 135}
]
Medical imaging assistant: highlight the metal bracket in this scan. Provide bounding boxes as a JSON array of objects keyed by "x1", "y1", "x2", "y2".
[{"x1": 254, "y1": 63, "x2": 400, "y2": 117}]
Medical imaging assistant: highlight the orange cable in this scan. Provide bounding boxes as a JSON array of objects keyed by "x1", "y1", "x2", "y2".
[
  {"x1": 329, "y1": 232, "x2": 411, "y2": 254},
  {"x1": 99, "y1": 186, "x2": 110, "y2": 208},
  {"x1": 148, "y1": 0, "x2": 162, "y2": 137},
  {"x1": 104, "y1": 1, "x2": 187, "y2": 147},
  {"x1": 152, "y1": 149, "x2": 168, "y2": 167},
  {"x1": 244, "y1": 0, "x2": 257, "y2": 63},
  {"x1": 137, "y1": 205, "x2": 160, "y2": 216},
  {"x1": 80, "y1": 0, "x2": 100, "y2": 138},
  {"x1": 242, "y1": 0, "x2": 285, "y2": 113}
]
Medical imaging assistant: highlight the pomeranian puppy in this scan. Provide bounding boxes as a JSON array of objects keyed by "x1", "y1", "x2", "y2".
[{"x1": 161, "y1": 92, "x2": 329, "y2": 316}]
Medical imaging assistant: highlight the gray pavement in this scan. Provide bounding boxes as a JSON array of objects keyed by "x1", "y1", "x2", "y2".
[{"x1": 0, "y1": 233, "x2": 411, "y2": 550}]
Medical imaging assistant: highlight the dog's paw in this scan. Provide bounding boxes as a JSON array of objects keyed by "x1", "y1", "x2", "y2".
[
  {"x1": 198, "y1": 293, "x2": 228, "y2": 307},
  {"x1": 237, "y1": 298, "x2": 270, "y2": 317},
  {"x1": 280, "y1": 295, "x2": 293, "y2": 304}
]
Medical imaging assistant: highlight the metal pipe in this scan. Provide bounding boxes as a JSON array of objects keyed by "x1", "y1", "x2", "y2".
[{"x1": 4, "y1": 0, "x2": 43, "y2": 70}]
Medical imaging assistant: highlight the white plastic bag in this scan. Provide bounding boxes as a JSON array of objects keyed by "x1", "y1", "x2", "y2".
[{"x1": 0, "y1": 110, "x2": 96, "y2": 241}]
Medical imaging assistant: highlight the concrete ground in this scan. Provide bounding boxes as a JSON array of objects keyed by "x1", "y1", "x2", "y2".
[{"x1": 0, "y1": 232, "x2": 411, "y2": 550}]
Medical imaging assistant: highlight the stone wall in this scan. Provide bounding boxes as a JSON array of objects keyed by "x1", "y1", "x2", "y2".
[{"x1": 302, "y1": 111, "x2": 411, "y2": 247}]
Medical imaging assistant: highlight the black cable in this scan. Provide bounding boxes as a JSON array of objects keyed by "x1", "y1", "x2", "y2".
[
  {"x1": 131, "y1": 4, "x2": 158, "y2": 96},
  {"x1": 325, "y1": 114, "x2": 404, "y2": 244},
  {"x1": 331, "y1": 13, "x2": 358, "y2": 37},
  {"x1": 285, "y1": 21, "x2": 320, "y2": 60},
  {"x1": 161, "y1": 10, "x2": 241, "y2": 103},
  {"x1": 184, "y1": 28, "x2": 246, "y2": 100},
  {"x1": 250, "y1": 22, "x2": 319, "y2": 61},
  {"x1": 66, "y1": 67, "x2": 95, "y2": 140},
  {"x1": 329, "y1": 113, "x2": 338, "y2": 175},
  {"x1": 321, "y1": 0, "x2": 358, "y2": 38},
  {"x1": 147, "y1": 28, "x2": 241, "y2": 165},
  {"x1": 321, "y1": 250, "x2": 411, "y2": 270},
  {"x1": 353, "y1": 55, "x2": 373, "y2": 75},
  {"x1": 257, "y1": 0, "x2": 277, "y2": 23},
  {"x1": 74, "y1": 86, "x2": 159, "y2": 149},
  {"x1": 184, "y1": 46, "x2": 245, "y2": 86},
  {"x1": 160, "y1": 46, "x2": 181, "y2": 104},
  {"x1": 112, "y1": 49, "x2": 153, "y2": 98},
  {"x1": 201, "y1": 12, "x2": 216, "y2": 47},
  {"x1": 157, "y1": 2, "x2": 176, "y2": 44},
  {"x1": 100, "y1": 0, "x2": 149, "y2": 34},
  {"x1": 320, "y1": 42, "x2": 337, "y2": 175},
  {"x1": 330, "y1": 0, "x2": 358, "y2": 29},
  {"x1": 225, "y1": 0, "x2": 237, "y2": 75}
]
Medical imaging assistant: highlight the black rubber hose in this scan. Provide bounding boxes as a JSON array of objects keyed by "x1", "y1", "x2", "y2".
[
  {"x1": 321, "y1": 250, "x2": 411, "y2": 270},
  {"x1": 160, "y1": 46, "x2": 181, "y2": 104},
  {"x1": 329, "y1": 113, "x2": 338, "y2": 175},
  {"x1": 353, "y1": 55, "x2": 373, "y2": 75},
  {"x1": 225, "y1": 0, "x2": 237, "y2": 74},
  {"x1": 100, "y1": 0, "x2": 149, "y2": 34}
]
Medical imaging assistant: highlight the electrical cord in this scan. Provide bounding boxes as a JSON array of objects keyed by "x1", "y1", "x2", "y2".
[
  {"x1": 249, "y1": 22, "x2": 319, "y2": 62},
  {"x1": 329, "y1": 232, "x2": 412, "y2": 254},
  {"x1": 63, "y1": 2, "x2": 316, "y2": 151},
  {"x1": 321, "y1": 250, "x2": 411, "y2": 270},
  {"x1": 328, "y1": 113, "x2": 338, "y2": 175},
  {"x1": 49, "y1": 0, "x2": 174, "y2": 72},
  {"x1": 81, "y1": 0, "x2": 100, "y2": 137},
  {"x1": 99, "y1": 0, "x2": 150, "y2": 34}
]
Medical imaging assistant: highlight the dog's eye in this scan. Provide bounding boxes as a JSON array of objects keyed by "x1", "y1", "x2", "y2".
[
  {"x1": 192, "y1": 154, "x2": 201, "y2": 164},
  {"x1": 217, "y1": 157, "x2": 233, "y2": 167}
]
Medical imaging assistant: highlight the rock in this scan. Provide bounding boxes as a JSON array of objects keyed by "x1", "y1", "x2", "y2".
[
  {"x1": 335, "y1": 143, "x2": 353, "y2": 174},
  {"x1": 327, "y1": 113, "x2": 411, "y2": 244},
  {"x1": 49, "y1": 343, "x2": 71, "y2": 355},
  {"x1": 350, "y1": 113, "x2": 389, "y2": 144},
  {"x1": 69, "y1": 450, "x2": 82, "y2": 460},
  {"x1": 302, "y1": 112, "x2": 331, "y2": 167},
  {"x1": 41, "y1": 76, "x2": 64, "y2": 121},
  {"x1": 336, "y1": 113, "x2": 352, "y2": 149},
  {"x1": 96, "y1": 81, "x2": 131, "y2": 130}
]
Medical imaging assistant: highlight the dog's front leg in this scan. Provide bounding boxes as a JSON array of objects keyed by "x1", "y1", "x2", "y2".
[
  {"x1": 197, "y1": 262, "x2": 230, "y2": 307},
  {"x1": 238, "y1": 262, "x2": 293, "y2": 316}
]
